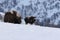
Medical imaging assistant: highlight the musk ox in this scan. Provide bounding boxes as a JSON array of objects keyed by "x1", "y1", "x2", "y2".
[
  {"x1": 24, "y1": 16, "x2": 36, "y2": 24},
  {"x1": 4, "y1": 11, "x2": 21, "y2": 24}
]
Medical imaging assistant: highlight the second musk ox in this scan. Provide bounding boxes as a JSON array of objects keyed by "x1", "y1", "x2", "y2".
[
  {"x1": 4, "y1": 11, "x2": 21, "y2": 24},
  {"x1": 24, "y1": 16, "x2": 36, "y2": 24}
]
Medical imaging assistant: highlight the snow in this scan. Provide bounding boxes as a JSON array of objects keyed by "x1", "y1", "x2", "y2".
[
  {"x1": 0, "y1": 12, "x2": 5, "y2": 22},
  {"x1": 0, "y1": 1, "x2": 60, "y2": 39},
  {"x1": 0, "y1": 22, "x2": 60, "y2": 40},
  {"x1": 0, "y1": 0, "x2": 60, "y2": 25}
]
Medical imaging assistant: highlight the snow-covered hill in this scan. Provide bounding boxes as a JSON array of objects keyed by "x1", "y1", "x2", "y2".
[
  {"x1": 0, "y1": 22, "x2": 60, "y2": 40},
  {"x1": 0, "y1": 0, "x2": 60, "y2": 27}
]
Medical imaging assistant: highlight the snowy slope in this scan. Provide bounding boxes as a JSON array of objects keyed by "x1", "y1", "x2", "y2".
[
  {"x1": 0, "y1": 22, "x2": 60, "y2": 40},
  {"x1": 0, "y1": 0, "x2": 60, "y2": 26}
]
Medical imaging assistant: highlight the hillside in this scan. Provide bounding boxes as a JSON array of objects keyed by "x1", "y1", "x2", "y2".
[
  {"x1": 0, "y1": 22, "x2": 60, "y2": 40},
  {"x1": 0, "y1": 0, "x2": 60, "y2": 27}
]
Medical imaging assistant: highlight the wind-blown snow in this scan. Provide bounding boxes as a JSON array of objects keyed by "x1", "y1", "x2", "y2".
[{"x1": 0, "y1": 22, "x2": 60, "y2": 40}]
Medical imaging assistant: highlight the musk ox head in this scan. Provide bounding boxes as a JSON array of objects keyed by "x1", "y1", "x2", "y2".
[
  {"x1": 4, "y1": 11, "x2": 21, "y2": 24},
  {"x1": 24, "y1": 16, "x2": 36, "y2": 24},
  {"x1": 24, "y1": 17, "x2": 29, "y2": 24}
]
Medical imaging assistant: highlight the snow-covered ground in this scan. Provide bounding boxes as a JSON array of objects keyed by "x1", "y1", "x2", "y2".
[{"x1": 0, "y1": 22, "x2": 60, "y2": 40}]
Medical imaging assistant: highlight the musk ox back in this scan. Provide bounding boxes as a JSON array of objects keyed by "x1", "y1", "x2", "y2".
[
  {"x1": 24, "y1": 16, "x2": 36, "y2": 24},
  {"x1": 4, "y1": 11, "x2": 21, "y2": 24}
]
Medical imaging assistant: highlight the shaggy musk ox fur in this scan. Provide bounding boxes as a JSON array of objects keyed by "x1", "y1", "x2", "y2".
[
  {"x1": 24, "y1": 16, "x2": 36, "y2": 24},
  {"x1": 4, "y1": 12, "x2": 14, "y2": 23},
  {"x1": 4, "y1": 11, "x2": 21, "y2": 24},
  {"x1": 12, "y1": 11, "x2": 21, "y2": 24}
]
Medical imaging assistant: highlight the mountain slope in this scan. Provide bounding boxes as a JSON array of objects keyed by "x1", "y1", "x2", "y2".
[
  {"x1": 0, "y1": 0, "x2": 60, "y2": 26},
  {"x1": 0, "y1": 22, "x2": 60, "y2": 40}
]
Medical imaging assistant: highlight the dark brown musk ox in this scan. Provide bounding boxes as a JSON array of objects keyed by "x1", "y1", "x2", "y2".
[
  {"x1": 4, "y1": 11, "x2": 21, "y2": 24},
  {"x1": 24, "y1": 16, "x2": 36, "y2": 24}
]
